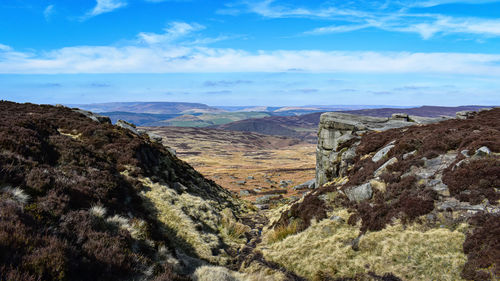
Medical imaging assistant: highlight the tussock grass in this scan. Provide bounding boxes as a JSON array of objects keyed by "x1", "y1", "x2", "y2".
[
  {"x1": 220, "y1": 208, "x2": 250, "y2": 242},
  {"x1": 104, "y1": 214, "x2": 150, "y2": 241},
  {"x1": 192, "y1": 265, "x2": 285, "y2": 281},
  {"x1": 240, "y1": 260, "x2": 287, "y2": 281},
  {"x1": 1, "y1": 186, "x2": 29, "y2": 204},
  {"x1": 139, "y1": 177, "x2": 226, "y2": 263},
  {"x1": 266, "y1": 219, "x2": 301, "y2": 243},
  {"x1": 57, "y1": 128, "x2": 82, "y2": 140},
  {"x1": 192, "y1": 266, "x2": 244, "y2": 281},
  {"x1": 89, "y1": 205, "x2": 107, "y2": 217},
  {"x1": 261, "y1": 209, "x2": 468, "y2": 281}
]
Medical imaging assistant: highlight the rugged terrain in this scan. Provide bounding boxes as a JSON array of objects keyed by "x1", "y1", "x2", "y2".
[
  {"x1": 260, "y1": 108, "x2": 499, "y2": 280},
  {"x1": 1, "y1": 101, "x2": 498, "y2": 281},
  {"x1": 213, "y1": 106, "x2": 489, "y2": 143},
  {"x1": 0, "y1": 101, "x2": 288, "y2": 281},
  {"x1": 140, "y1": 126, "x2": 316, "y2": 203}
]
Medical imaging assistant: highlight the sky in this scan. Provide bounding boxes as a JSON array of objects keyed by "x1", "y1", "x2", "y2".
[{"x1": 1, "y1": 0, "x2": 500, "y2": 106}]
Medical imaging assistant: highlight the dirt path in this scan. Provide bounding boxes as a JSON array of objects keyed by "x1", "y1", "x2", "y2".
[{"x1": 228, "y1": 210, "x2": 307, "y2": 281}]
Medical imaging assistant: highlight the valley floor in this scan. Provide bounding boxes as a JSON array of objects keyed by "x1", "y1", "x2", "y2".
[{"x1": 142, "y1": 126, "x2": 316, "y2": 202}]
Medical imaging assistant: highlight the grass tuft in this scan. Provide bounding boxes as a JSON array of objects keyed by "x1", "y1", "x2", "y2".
[
  {"x1": 267, "y1": 219, "x2": 301, "y2": 244},
  {"x1": 2, "y1": 186, "x2": 30, "y2": 205},
  {"x1": 89, "y1": 205, "x2": 107, "y2": 217},
  {"x1": 220, "y1": 208, "x2": 250, "y2": 241}
]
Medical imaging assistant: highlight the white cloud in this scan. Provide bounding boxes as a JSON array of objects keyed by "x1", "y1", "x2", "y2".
[
  {"x1": 232, "y1": 0, "x2": 369, "y2": 19},
  {"x1": 390, "y1": 16, "x2": 500, "y2": 39},
  {"x1": 236, "y1": 0, "x2": 500, "y2": 39},
  {"x1": 43, "y1": 5, "x2": 55, "y2": 21},
  {"x1": 144, "y1": 0, "x2": 192, "y2": 2},
  {"x1": 409, "y1": 0, "x2": 500, "y2": 8},
  {"x1": 0, "y1": 44, "x2": 12, "y2": 51},
  {"x1": 304, "y1": 13, "x2": 500, "y2": 39},
  {"x1": 85, "y1": 0, "x2": 127, "y2": 18},
  {"x1": 305, "y1": 24, "x2": 371, "y2": 35},
  {"x1": 137, "y1": 22, "x2": 204, "y2": 44},
  {"x1": 1, "y1": 43, "x2": 500, "y2": 76}
]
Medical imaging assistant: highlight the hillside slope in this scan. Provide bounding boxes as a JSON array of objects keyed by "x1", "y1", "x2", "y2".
[
  {"x1": 259, "y1": 108, "x2": 500, "y2": 281},
  {"x1": 215, "y1": 113, "x2": 321, "y2": 143},
  {"x1": 0, "y1": 102, "x2": 264, "y2": 281},
  {"x1": 70, "y1": 102, "x2": 224, "y2": 114},
  {"x1": 339, "y1": 105, "x2": 491, "y2": 118},
  {"x1": 214, "y1": 106, "x2": 491, "y2": 143}
]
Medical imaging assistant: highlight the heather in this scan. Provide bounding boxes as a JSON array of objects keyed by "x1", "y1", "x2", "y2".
[
  {"x1": 0, "y1": 101, "x2": 240, "y2": 280},
  {"x1": 263, "y1": 108, "x2": 499, "y2": 280}
]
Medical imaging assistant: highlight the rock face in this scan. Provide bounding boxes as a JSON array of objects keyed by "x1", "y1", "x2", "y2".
[
  {"x1": 268, "y1": 108, "x2": 500, "y2": 281},
  {"x1": 72, "y1": 108, "x2": 111, "y2": 124},
  {"x1": 315, "y1": 112, "x2": 443, "y2": 187},
  {"x1": 345, "y1": 182, "x2": 373, "y2": 202}
]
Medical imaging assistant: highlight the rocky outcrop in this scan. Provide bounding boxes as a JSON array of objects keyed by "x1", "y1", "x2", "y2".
[
  {"x1": 292, "y1": 179, "x2": 316, "y2": 190},
  {"x1": 316, "y1": 112, "x2": 446, "y2": 187},
  {"x1": 72, "y1": 108, "x2": 111, "y2": 124},
  {"x1": 266, "y1": 108, "x2": 499, "y2": 281}
]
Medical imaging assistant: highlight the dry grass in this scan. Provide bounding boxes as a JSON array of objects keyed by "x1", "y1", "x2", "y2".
[
  {"x1": 138, "y1": 177, "x2": 226, "y2": 263},
  {"x1": 141, "y1": 126, "x2": 316, "y2": 201},
  {"x1": 192, "y1": 266, "x2": 245, "y2": 281},
  {"x1": 261, "y1": 208, "x2": 468, "y2": 281},
  {"x1": 89, "y1": 205, "x2": 107, "y2": 218},
  {"x1": 220, "y1": 208, "x2": 251, "y2": 243},
  {"x1": 193, "y1": 265, "x2": 285, "y2": 281},
  {"x1": 266, "y1": 219, "x2": 301, "y2": 243},
  {"x1": 57, "y1": 128, "x2": 82, "y2": 140},
  {"x1": 1, "y1": 186, "x2": 30, "y2": 205}
]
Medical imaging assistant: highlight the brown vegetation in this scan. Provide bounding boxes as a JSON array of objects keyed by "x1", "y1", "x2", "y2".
[
  {"x1": 265, "y1": 108, "x2": 499, "y2": 280},
  {"x1": 0, "y1": 101, "x2": 235, "y2": 280},
  {"x1": 142, "y1": 126, "x2": 316, "y2": 202},
  {"x1": 346, "y1": 108, "x2": 500, "y2": 232},
  {"x1": 272, "y1": 193, "x2": 328, "y2": 234},
  {"x1": 462, "y1": 214, "x2": 500, "y2": 280},
  {"x1": 443, "y1": 158, "x2": 500, "y2": 204}
]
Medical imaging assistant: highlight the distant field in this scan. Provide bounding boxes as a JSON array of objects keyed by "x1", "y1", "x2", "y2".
[{"x1": 142, "y1": 126, "x2": 316, "y2": 201}]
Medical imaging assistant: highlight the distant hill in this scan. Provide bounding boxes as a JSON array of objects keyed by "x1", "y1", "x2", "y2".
[
  {"x1": 215, "y1": 113, "x2": 322, "y2": 143},
  {"x1": 151, "y1": 112, "x2": 272, "y2": 127},
  {"x1": 214, "y1": 106, "x2": 493, "y2": 142},
  {"x1": 98, "y1": 111, "x2": 182, "y2": 124},
  {"x1": 68, "y1": 101, "x2": 224, "y2": 114},
  {"x1": 339, "y1": 105, "x2": 491, "y2": 118}
]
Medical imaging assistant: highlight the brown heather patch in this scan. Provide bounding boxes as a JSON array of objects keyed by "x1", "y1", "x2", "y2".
[
  {"x1": 462, "y1": 214, "x2": 500, "y2": 281},
  {"x1": 344, "y1": 158, "x2": 381, "y2": 187},
  {"x1": 0, "y1": 101, "x2": 221, "y2": 280},
  {"x1": 342, "y1": 108, "x2": 500, "y2": 232},
  {"x1": 272, "y1": 193, "x2": 328, "y2": 234},
  {"x1": 355, "y1": 108, "x2": 500, "y2": 164},
  {"x1": 349, "y1": 177, "x2": 436, "y2": 232},
  {"x1": 442, "y1": 158, "x2": 500, "y2": 204}
]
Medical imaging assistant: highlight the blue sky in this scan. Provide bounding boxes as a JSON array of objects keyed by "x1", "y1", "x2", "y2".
[{"x1": 1, "y1": 0, "x2": 500, "y2": 106}]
